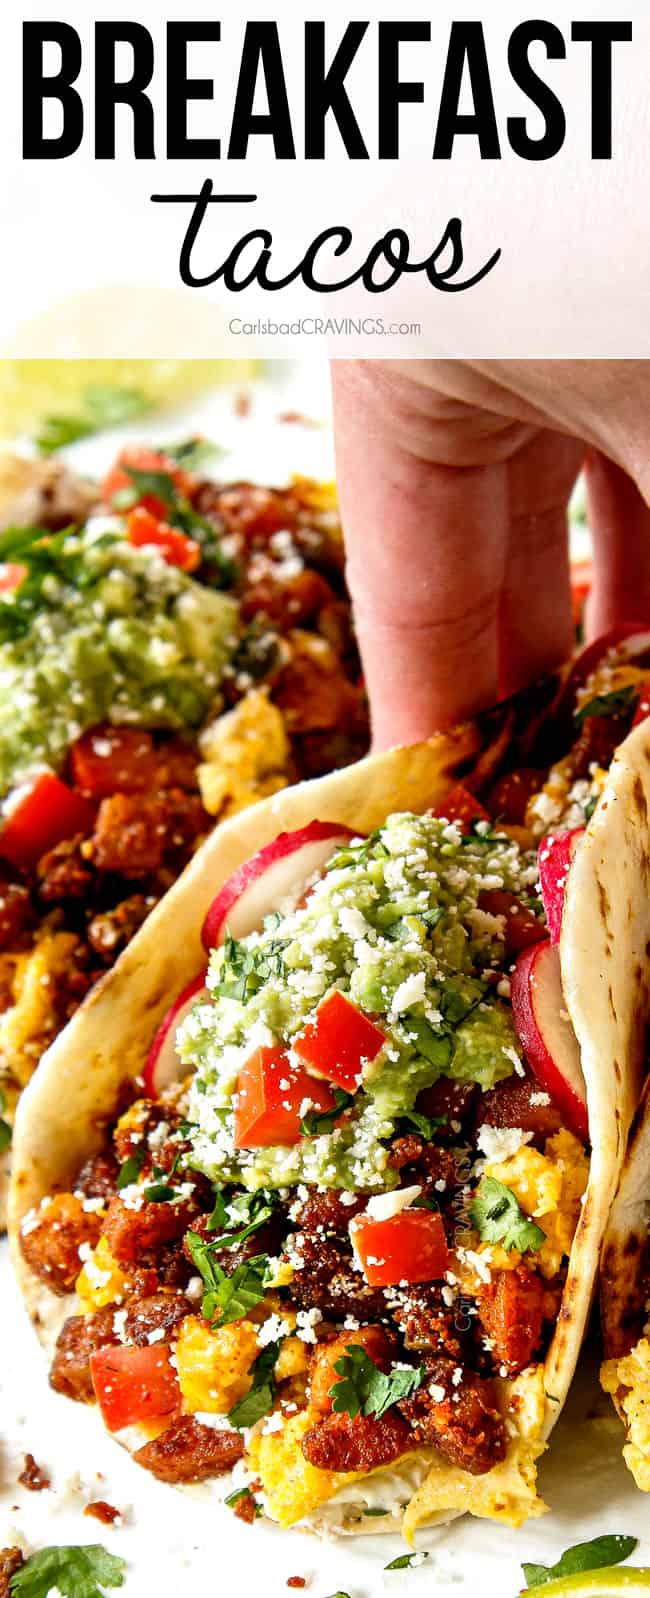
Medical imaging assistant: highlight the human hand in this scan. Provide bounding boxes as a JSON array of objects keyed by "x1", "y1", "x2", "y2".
[{"x1": 330, "y1": 359, "x2": 650, "y2": 749}]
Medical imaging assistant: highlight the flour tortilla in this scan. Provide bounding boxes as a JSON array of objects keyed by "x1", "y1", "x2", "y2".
[{"x1": 8, "y1": 723, "x2": 642, "y2": 1534}]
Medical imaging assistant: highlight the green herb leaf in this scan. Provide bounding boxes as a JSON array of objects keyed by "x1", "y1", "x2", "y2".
[
  {"x1": 397, "y1": 1110, "x2": 447, "y2": 1141},
  {"x1": 10, "y1": 1543, "x2": 126, "y2": 1598},
  {"x1": 469, "y1": 1176, "x2": 545, "y2": 1254},
  {"x1": 207, "y1": 1188, "x2": 276, "y2": 1248},
  {"x1": 0, "y1": 1117, "x2": 11, "y2": 1153},
  {"x1": 385, "y1": 1552, "x2": 429, "y2": 1571},
  {"x1": 116, "y1": 1148, "x2": 145, "y2": 1190},
  {"x1": 522, "y1": 1535, "x2": 638, "y2": 1589},
  {"x1": 224, "y1": 1486, "x2": 252, "y2": 1508},
  {"x1": 324, "y1": 1592, "x2": 351, "y2": 1597},
  {"x1": 574, "y1": 685, "x2": 638, "y2": 728},
  {"x1": 584, "y1": 794, "x2": 598, "y2": 821},
  {"x1": 164, "y1": 437, "x2": 222, "y2": 472},
  {"x1": 34, "y1": 386, "x2": 149, "y2": 455},
  {"x1": 300, "y1": 1087, "x2": 354, "y2": 1138},
  {"x1": 228, "y1": 1338, "x2": 283, "y2": 1430},
  {"x1": 185, "y1": 1233, "x2": 269, "y2": 1326},
  {"x1": 330, "y1": 1346, "x2": 424, "y2": 1421},
  {"x1": 141, "y1": 1182, "x2": 178, "y2": 1203},
  {"x1": 362, "y1": 1507, "x2": 389, "y2": 1517},
  {"x1": 122, "y1": 464, "x2": 178, "y2": 512},
  {"x1": 214, "y1": 930, "x2": 285, "y2": 1004}
]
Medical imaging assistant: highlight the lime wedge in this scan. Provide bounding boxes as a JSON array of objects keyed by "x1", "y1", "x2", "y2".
[
  {"x1": 521, "y1": 1569, "x2": 650, "y2": 1595},
  {"x1": 0, "y1": 358, "x2": 258, "y2": 441}
]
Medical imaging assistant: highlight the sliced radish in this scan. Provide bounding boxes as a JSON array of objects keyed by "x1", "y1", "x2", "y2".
[
  {"x1": 510, "y1": 940, "x2": 588, "y2": 1141},
  {"x1": 538, "y1": 829, "x2": 585, "y2": 945},
  {"x1": 201, "y1": 821, "x2": 358, "y2": 951},
  {"x1": 632, "y1": 679, "x2": 650, "y2": 727},
  {"x1": 143, "y1": 970, "x2": 208, "y2": 1096}
]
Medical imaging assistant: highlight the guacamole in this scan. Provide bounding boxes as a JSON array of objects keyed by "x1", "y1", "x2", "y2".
[
  {"x1": 183, "y1": 813, "x2": 541, "y2": 1192},
  {"x1": 0, "y1": 525, "x2": 239, "y2": 792}
]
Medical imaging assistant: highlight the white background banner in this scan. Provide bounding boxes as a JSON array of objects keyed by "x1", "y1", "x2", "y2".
[{"x1": 3, "y1": 0, "x2": 650, "y2": 356}]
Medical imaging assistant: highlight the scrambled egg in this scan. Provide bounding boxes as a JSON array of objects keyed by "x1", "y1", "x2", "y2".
[
  {"x1": 0, "y1": 930, "x2": 79, "y2": 1093},
  {"x1": 176, "y1": 1315, "x2": 260, "y2": 1414},
  {"x1": 174, "y1": 1312, "x2": 308, "y2": 1415},
  {"x1": 76, "y1": 1236, "x2": 128, "y2": 1310},
  {"x1": 483, "y1": 1130, "x2": 588, "y2": 1279},
  {"x1": 248, "y1": 1407, "x2": 367, "y2": 1527},
  {"x1": 401, "y1": 1368, "x2": 548, "y2": 1542},
  {"x1": 602, "y1": 1337, "x2": 650, "y2": 1490},
  {"x1": 526, "y1": 658, "x2": 645, "y2": 836},
  {"x1": 197, "y1": 688, "x2": 290, "y2": 819}
]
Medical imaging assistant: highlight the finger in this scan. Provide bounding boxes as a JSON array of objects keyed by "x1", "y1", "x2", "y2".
[
  {"x1": 584, "y1": 451, "x2": 650, "y2": 635},
  {"x1": 330, "y1": 362, "x2": 507, "y2": 748},
  {"x1": 498, "y1": 431, "x2": 582, "y2": 697}
]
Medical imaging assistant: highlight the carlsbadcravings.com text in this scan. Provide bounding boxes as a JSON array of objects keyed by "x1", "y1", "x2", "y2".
[{"x1": 22, "y1": 18, "x2": 632, "y2": 297}]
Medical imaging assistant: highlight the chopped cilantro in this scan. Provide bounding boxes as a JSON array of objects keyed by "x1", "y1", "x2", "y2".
[
  {"x1": 164, "y1": 436, "x2": 222, "y2": 472},
  {"x1": 584, "y1": 794, "x2": 598, "y2": 821},
  {"x1": 116, "y1": 1148, "x2": 145, "y2": 1190},
  {"x1": 228, "y1": 1338, "x2": 283, "y2": 1430},
  {"x1": 185, "y1": 1232, "x2": 269, "y2": 1326},
  {"x1": 330, "y1": 1345, "x2": 424, "y2": 1421},
  {"x1": 522, "y1": 1534, "x2": 638, "y2": 1588},
  {"x1": 469, "y1": 1176, "x2": 545, "y2": 1254},
  {"x1": 141, "y1": 1181, "x2": 178, "y2": 1203},
  {"x1": 397, "y1": 1109, "x2": 447, "y2": 1141},
  {"x1": 385, "y1": 1552, "x2": 429, "y2": 1571},
  {"x1": 34, "y1": 385, "x2": 149, "y2": 454},
  {"x1": 300, "y1": 1088, "x2": 354, "y2": 1138},
  {"x1": 9, "y1": 1543, "x2": 126, "y2": 1598},
  {"x1": 574, "y1": 685, "x2": 638, "y2": 727},
  {"x1": 206, "y1": 1187, "x2": 276, "y2": 1247},
  {"x1": 213, "y1": 930, "x2": 285, "y2": 1004},
  {"x1": 362, "y1": 1507, "x2": 389, "y2": 1517},
  {"x1": 224, "y1": 1486, "x2": 252, "y2": 1507}
]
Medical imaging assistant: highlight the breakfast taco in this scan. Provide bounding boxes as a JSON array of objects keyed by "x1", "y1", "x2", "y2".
[
  {"x1": 8, "y1": 628, "x2": 650, "y2": 1542},
  {"x1": 0, "y1": 443, "x2": 367, "y2": 1213},
  {"x1": 601, "y1": 1024, "x2": 650, "y2": 1493}
]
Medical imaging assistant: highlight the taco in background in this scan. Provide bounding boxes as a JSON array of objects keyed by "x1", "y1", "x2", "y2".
[
  {"x1": 0, "y1": 446, "x2": 368, "y2": 1216},
  {"x1": 8, "y1": 648, "x2": 649, "y2": 1541},
  {"x1": 601, "y1": 1061, "x2": 650, "y2": 1490}
]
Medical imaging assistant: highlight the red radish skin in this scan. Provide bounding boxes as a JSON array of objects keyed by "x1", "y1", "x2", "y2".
[
  {"x1": 510, "y1": 940, "x2": 588, "y2": 1142},
  {"x1": 201, "y1": 822, "x2": 358, "y2": 951},
  {"x1": 632, "y1": 680, "x2": 650, "y2": 727},
  {"x1": 538, "y1": 829, "x2": 585, "y2": 945},
  {"x1": 144, "y1": 970, "x2": 208, "y2": 1097},
  {"x1": 565, "y1": 625, "x2": 650, "y2": 701}
]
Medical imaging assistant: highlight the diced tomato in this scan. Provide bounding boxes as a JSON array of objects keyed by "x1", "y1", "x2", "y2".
[
  {"x1": 70, "y1": 725, "x2": 159, "y2": 798},
  {"x1": 431, "y1": 784, "x2": 489, "y2": 829},
  {"x1": 0, "y1": 774, "x2": 95, "y2": 870},
  {"x1": 351, "y1": 1207, "x2": 449, "y2": 1287},
  {"x1": 292, "y1": 991, "x2": 385, "y2": 1092},
  {"x1": 570, "y1": 559, "x2": 593, "y2": 629},
  {"x1": 0, "y1": 562, "x2": 26, "y2": 594},
  {"x1": 101, "y1": 447, "x2": 193, "y2": 518},
  {"x1": 478, "y1": 889, "x2": 547, "y2": 958},
  {"x1": 90, "y1": 1344, "x2": 180, "y2": 1433},
  {"x1": 632, "y1": 679, "x2": 650, "y2": 728},
  {"x1": 234, "y1": 1044, "x2": 336, "y2": 1149},
  {"x1": 126, "y1": 507, "x2": 201, "y2": 572}
]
